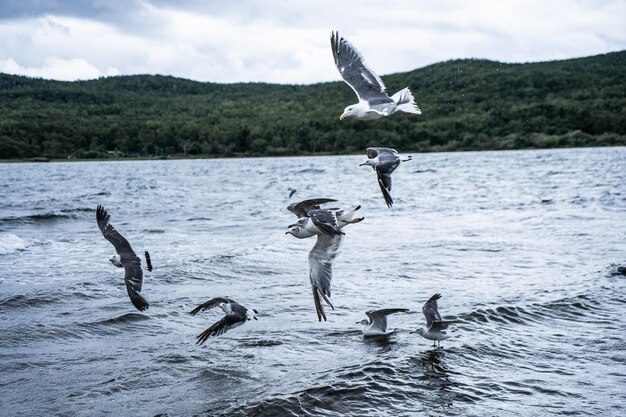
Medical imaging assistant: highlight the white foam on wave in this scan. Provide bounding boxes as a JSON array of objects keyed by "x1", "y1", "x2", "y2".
[{"x1": 0, "y1": 233, "x2": 26, "y2": 254}]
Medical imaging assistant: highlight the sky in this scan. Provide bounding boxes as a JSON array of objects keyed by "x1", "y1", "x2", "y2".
[{"x1": 0, "y1": 0, "x2": 624, "y2": 84}]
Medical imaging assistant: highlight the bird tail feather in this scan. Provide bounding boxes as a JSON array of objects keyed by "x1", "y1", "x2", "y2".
[{"x1": 392, "y1": 87, "x2": 421, "y2": 115}]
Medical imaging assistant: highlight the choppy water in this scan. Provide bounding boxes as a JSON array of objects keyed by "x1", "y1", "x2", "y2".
[{"x1": 1, "y1": 147, "x2": 625, "y2": 416}]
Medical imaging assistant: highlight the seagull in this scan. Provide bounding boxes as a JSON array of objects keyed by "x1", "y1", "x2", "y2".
[
  {"x1": 287, "y1": 198, "x2": 364, "y2": 238},
  {"x1": 416, "y1": 293, "x2": 455, "y2": 348},
  {"x1": 288, "y1": 208, "x2": 344, "y2": 237},
  {"x1": 96, "y1": 205, "x2": 150, "y2": 312},
  {"x1": 189, "y1": 297, "x2": 258, "y2": 344},
  {"x1": 357, "y1": 308, "x2": 410, "y2": 337},
  {"x1": 287, "y1": 198, "x2": 337, "y2": 218},
  {"x1": 286, "y1": 210, "x2": 349, "y2": 321},
  {"x1": 360, "y1": 147, "x2": 412, "y2": 208},
  {"x1": 331, "y1": 31, "x2": 421, "y2": 121}
]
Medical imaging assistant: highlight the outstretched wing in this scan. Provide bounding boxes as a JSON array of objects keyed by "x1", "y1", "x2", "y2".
[
  {"x1": 430, "y1": 320, "x2": 454, "y2": 331},
  {"x1": 309, "y1": 233, "x2": 343, "y2": 321},
  {"x1": 331, "y1": 31, "x2": 392, "y2": 104},
  {"x1": 377, "y1": 174, "x2": 394, "y2": 208},
  {"x1": 124, "y1": 261, "x2": 149, "y2": 311},
  {"x1": 287, "y1": 198, "x2": 337, "y2": 218},
  {"x1": 423, "y1": 293, "x2": 443, "y2": 327},
  {"x1": 195, "y1": 314, "x2": 245, "y2": 344},
  {"x1": 309, "y1": 209, "x2": 343, "y2": 236},
  {"x1": 144, "y1": 251, "x2": 153, "y2": 272},
  {"x1": 190, "y1": 297, "x2": 233, "y2": 316},
  {"x1": 96, "y1": 206, "x2": 147, "y2": 311},
  {"x1": 367, "y1": 308, "x2": 409, "y2": 332},
  {"x1": 96, "y1": 205, "x2": 136, "y2": 259}
]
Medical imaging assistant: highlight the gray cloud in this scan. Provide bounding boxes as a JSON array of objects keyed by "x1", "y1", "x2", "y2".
[{"x1": 0, "y1": 0, "x2": 624, "y2": 83}]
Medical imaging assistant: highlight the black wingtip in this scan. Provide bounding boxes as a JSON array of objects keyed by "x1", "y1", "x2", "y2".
[
  {"x1": 144, "y1": 250, "x2": 153, "y2": 272},
  {"x1": 129, "y1": 290, "x2": 149, "y2": 312},
  {"x1": 378, "y1": 179, "x2": 394, "y2": 208},
  {"x1": 312, "y1": 287, "x2": 327, "y2": 322},
  {"x1": 427, "y1": 293, "x2": 442, "y2": 303}
]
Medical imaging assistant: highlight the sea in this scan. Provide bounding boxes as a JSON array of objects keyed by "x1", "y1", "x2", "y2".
[{"x1": 0, "y1": 147, "x2": 625, "y2": 416}]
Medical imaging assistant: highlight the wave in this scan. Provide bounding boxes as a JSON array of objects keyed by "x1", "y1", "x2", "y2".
[
  {"x1": 0, "y1": 207, "x2": 96, "y2": 225},
  {"x1": 457, "y1": 293, "x2": 606, "y2": 328},
  {"x1": 221, "y1": 358, "x2": 462, "y2": 417},
  {"x1": 97, "y1": 312, "x2": 151, "y2": 325},
  {"x1": 0, "y1": 293, "x2": 56, "y2": 308},
  {"x1": 0, "y1": 212, "x2": 75, "y2": 224},
  {"x1": 0, "y1": 233, "x2": 26, "y2": 254}
]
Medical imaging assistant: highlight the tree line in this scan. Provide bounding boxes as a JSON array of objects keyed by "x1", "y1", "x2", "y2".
[{"x1": 0, "y1": 50, "x2": 624, "y2": 160}]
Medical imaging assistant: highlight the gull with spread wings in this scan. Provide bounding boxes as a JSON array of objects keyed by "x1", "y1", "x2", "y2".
[
  {"x1": 416, "y1": 293, "x2": 455, "y2": 348},
  {"x1": 287, "y1": 198, "x2": 363, "y2": 237},
  {"x1": 331, "y1": 31, "x2": 421, "y2": 121},
  {"x1": 189, "y1": 297, "x2": 258, "y2": 344},
  {"x1": 286, "y1": 206, "x2": 360, "y2": 321},
  {"x1": 96, "y1": 205, "x2": 151, "y2": 311},
  {"x1": 357, "y1": 308, "x2": 410, "y2": 337},
  {"x1": 360, "y1": 147, "x2": 412, "y2": 208}
]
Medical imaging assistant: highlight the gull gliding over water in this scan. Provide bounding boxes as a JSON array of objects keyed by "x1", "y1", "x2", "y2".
[
  {"x1": 287, "y1": 198, "x2": 364, "y2": 238},
  {"x1": 287, "y1": 198, "x2": 337, "y2": 218},
  {"x1": 360, "y1": 147, "x2": 412, "y2": 208},
  {"x1": 417, "y1": 293, "x2": 455, "y2": 348},
  {"x1": 331, "y1": 31, "x2": 421, "y2": 121},
  {"x1": 96, "y1": 205, "x2": 150, "y2": 312},
  {"x1": 357, "y1": 308, "x2": 410, "y2": 337},
  {"x1": 190, "y1": 297, "x2": 258, "y2": 344},
  {"x1": 287, "y1": 206, "x2": 361, "y2": 321}
]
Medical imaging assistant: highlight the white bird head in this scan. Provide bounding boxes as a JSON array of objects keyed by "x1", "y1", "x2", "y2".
[
  {"x1": 416, "y1": 328, "x2": 425, "y2": 336},
  {"x1": 340, "y1": 102, "x2": 368, "y2": 120},
  {"x1": 109, "y1": 254, "x2": 123, "y2": 267},
  {"x1": 285, "y1": 218, "x2": 310, "y2": 238},
  {"x1": 356, "y1": 319, "x2": 369, "y2": 325},
  {"x1": 359, "y1": 158, "x2": 376, "y2": 167}
]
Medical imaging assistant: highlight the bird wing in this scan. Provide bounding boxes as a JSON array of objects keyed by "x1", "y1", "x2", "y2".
[
  {"x1": 287, "y1": 198, "x2": 338, "y2": 218},
  {"x1": 96, "y1": 206, "x2": 148, "y2": 311},
  {"x1": 144, "y1": 250, "x2": 153, "y2": 272},
  {"x1": 309, "y1": 233, "x2": 343, "y2": 321},
  {"x1": 371, "y1": 148, "x2": 401, "y2": 208},
  {"x1": 195, "y1": 314, "x2": 245, "y2": 344},
  {"x1": 376, "y1": 174, "x2": 394, "y2": 208},
  {"x1": 423, "y1": 293, "x2": 443, "y2": 327},
  {"x1": 330, "y1": 31, "x2": 392, "y2": 104},
  {"x1": 429, "y1": 320, "x2": 454, "y2": 331},
  {"x1": 96, "y1": 205, "x2": 137, "y2": 260},
  {"x1": 367, "y1": 308, "x2": 410, "y2": 331},
  {"x1": 189, "y1": 297, "x2": 234, "y2": 316},
  {"x1": 308, "y1": 209, "x2": 343, "y2": 236},
  {"x1": 366, "y1": 148, "x2": 380, "y2": 159},
  {"x1": 124, "y1": 261, "x2": 149, "y2": 311}
]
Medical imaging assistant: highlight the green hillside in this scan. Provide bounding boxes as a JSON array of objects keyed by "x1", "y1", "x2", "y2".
[{"x1": 0, "y1": 51, "x2": 624, "y2": 160}]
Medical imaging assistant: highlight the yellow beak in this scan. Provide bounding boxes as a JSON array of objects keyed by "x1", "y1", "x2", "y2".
[{"x1": 339, "y1": 113, "x2": 347, "y2": 120}]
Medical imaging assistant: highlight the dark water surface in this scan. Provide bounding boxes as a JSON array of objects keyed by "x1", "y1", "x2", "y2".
[{"x1": 1, "y1": 147, "x2": 625, "y2": 416}]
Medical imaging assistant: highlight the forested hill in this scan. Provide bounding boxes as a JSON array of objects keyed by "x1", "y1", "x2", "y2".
[{"x1": 1, "y1": 51, "x2": 624, "y2": 159}]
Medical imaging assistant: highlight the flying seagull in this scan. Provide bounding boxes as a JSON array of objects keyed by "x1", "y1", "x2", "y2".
[
  {"x1": 330, "y1": 31, "x2": 421, "y2": 121},
  {"x1": 96, "y1": 205, "x2": 150, "y2": 311},
  {"x1": 357, "y1": 308, "x2": 410, "y2": 337},
  {"x1": 416, "y1": 293, "x2": 455, "y2": 348},
  {"x1": 286, "y1": 210, "x2": 349, "y2": 322},
  {"x1": 190, "y1": 297, "x2": 258, "y2": 344},
  {"x1": 360, "y1": 147, "x2": 412, "y2": 208},
  {"x1": 287, "y1": 198, "x2": 337, "y2": 218},
  {"x1": 287, "y1": 198, "x2": 364, "y2": 237}
]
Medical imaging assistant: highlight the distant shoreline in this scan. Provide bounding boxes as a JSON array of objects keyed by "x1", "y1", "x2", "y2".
[{"x1": 2, "y1": 144, "x2": 625, "y2": 164}]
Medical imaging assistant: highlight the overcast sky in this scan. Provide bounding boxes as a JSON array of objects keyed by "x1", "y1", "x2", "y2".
[{"x1": 0, "y1": 0, "x2": 624, "y2": 84}]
